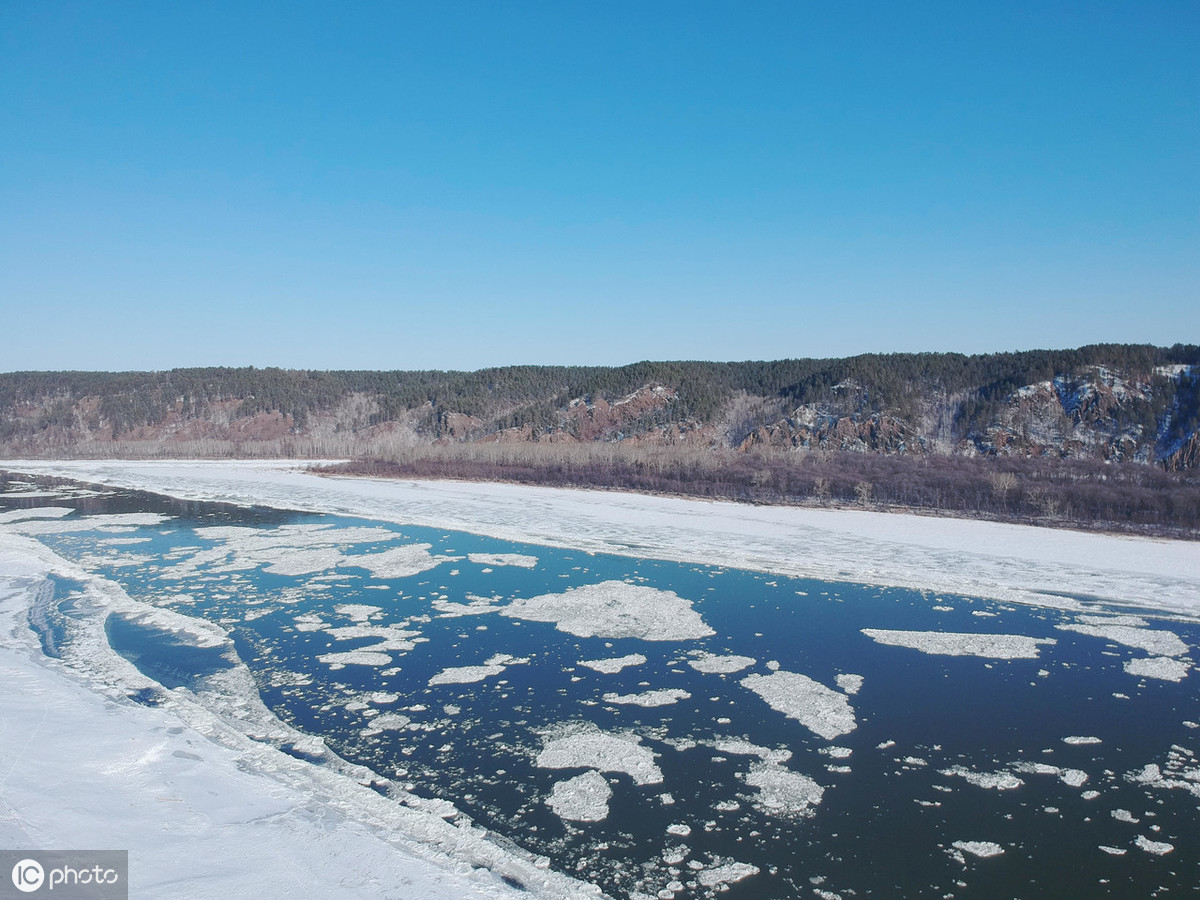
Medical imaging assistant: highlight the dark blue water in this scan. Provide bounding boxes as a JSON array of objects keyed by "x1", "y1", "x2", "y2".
[{"x1": 4, "y1": 474, "x2": 1199, "y2": 899}]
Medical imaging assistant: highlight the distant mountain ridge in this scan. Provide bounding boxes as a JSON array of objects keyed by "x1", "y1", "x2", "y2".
[{"x1": 2, "y1": 344, "x2": 1198, "y2": 469}]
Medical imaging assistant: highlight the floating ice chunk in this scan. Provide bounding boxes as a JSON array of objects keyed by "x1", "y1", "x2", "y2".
[
  {"x1": 1124, "y1": 657, "x2": 1190, "y2": 682},
  {"x1": 361, "y1": 712, "x2": 412, "y2": 736},
  {"x1": 117, "y1": 606, "x2": 231, "y2": 649},
  {"x1": 4, "y1": 512, "x2": 169, "y2": 534},
  {"x1": 1081, "y1": 790, "x2": 1101, "y2": 800},
  {"x1": 264, "y1": 547, "x2": 348, "y2": 576},
  {"x1": 696, "y1": 862, "x2": 759, "y2": 888},
  {"x1": 0, "y1": 506, "x2": 74, "y2": 524},
  {"x1": 468, "y1": 552, "x2": 538, "y2": 569},
  {"x1": 666, "y1": 823, "x2": 691, "y2": 836},
  {"x1": 536, "y1": 723, "x2": 663, "y2": 785},
  {"x1": 823, "y1": 747, "x2": 852, "y2": 759},
  {"x1": 317, "y1": 649, "x2": 393, "y2": 667},
  {"x1": 740, "y1": 671, "x2": 856, "y2": 740},
  {"x1": 547, "y1": 770, "x2": 612, "y2": 822},
  {"x1": 708, "y1": 739, "x2": 792, "y2": 764},
  {"x1": 1013, "y1": 762, "x2": 1060, "y2": 776},
  {"x1": 603, "y1": 688, "x2": 691, "y2": 708},
  {"x1": 335, "y1": 603, "x2": 383, "y2": 622},
  {"x1": 502, "y1": 581, "x2": 713, "y2": 641},
  {"x1": 1099, "y1": 845, "x2": 1127, "y2": 855},
  {"x1": 1060, "y1": 769, "x2": 1089, "y2": 788},
  {"x1": 661, "y1": 845, "x2": 688, "y2": 865},
  {"x1": 743, "y1": 761, "x2": 824, "y2": 818},
  {"x1": 429, "y1": 663, "x2": 507, "y2": 685},
  {"x1": 325, "y1": 625, "x2": 422, "y2": 654},
  {"x1": 579, "y1": 653, "x2": 648, "y2": 674},
  {"x1": 951, "y1": 840, "x2": 1004, "y2": 859},
  {"x1": 431, "y1": 593, "x2": 504, "y2": 617},
  {"x1": 835, "y1": 673, "x2": 864, "y2": 695},
  {"x1": 343, "y1": 543, "x2": 458, "y2": 579},
  {"x1": 688, "y1": 652, "x2": 756, "y2": 674},
  {"x1": 1111, "y1": 809, "x2": 1139, "y2": 824},
  {"x1": 861, "y1": 628, "x2": 1056, "y2": 659},
  {"x1": 1063, "y1": 736, "x2": 1102, "y2": 745},
  {"x1": 1057, "y1": 623, "x2": 1188, "y2": 657},
  {"x1": 940, "y1": 766, "x2": 1024, "y2": 790},
  {"x1": 1078, "y1": 615, "x2": 1149, "y2": 627},
  {"x1": 1135, "y1": 835, "x2": 1174, "y2": 855}
]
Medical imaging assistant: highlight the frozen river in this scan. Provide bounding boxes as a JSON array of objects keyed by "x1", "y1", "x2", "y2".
[{"x1": 1, "y1": 462, "x2": 1198, "y2": 899}]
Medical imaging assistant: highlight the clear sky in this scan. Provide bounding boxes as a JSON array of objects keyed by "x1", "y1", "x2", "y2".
[{"x1": 1, "y1": 1, "x2": 1196, "y2": 372}]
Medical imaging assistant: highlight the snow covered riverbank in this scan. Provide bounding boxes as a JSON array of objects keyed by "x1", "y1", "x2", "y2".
[
  {"x1": 0, "y1": 531, "x2": 594, "y2": 900},
  {"x1": 3, "y1": 459, "x2": 1198, "y2": 618}
]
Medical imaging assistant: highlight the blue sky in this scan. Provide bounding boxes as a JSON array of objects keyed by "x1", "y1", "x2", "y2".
[{"x1": 1, "y1": 1, "x2": 1196, "y2": 371}]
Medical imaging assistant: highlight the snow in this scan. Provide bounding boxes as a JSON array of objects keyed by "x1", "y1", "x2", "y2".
[
  {"x1": 0, "y1": 532, "x2": 593, "y2": 900},
  {"x1": 7, "y1": 460, "x2": 1197, "y2": 618},
  {"x1": 740, "y1": 671, "x2": 856, "y2": 740},
  {"x1": 860, "y1": 628, "x2": 1056, "y2": 659},
  {"x1": 546, "y1": 771, "x2": 612, "y2": 822},
  {"x1": 501, "y1": 580, "x2": 714, "y2": 641},
  {"x1": 578, "y1": 653, "x2": 647, "y2": 674}
]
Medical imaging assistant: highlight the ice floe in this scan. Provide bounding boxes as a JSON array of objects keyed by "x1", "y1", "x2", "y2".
[
  {"x1": 834, "y1": 673, "x2": 863, "y2": 695},
  {"x1": 344, "y1": 543, "x2": 459, "y2": 579},
  {"x1": 742, "y1": 761, "x2": 824, "y2": 818},
  {"x1": 602, "y1": 688, "x2": 691, "y2": 708},
  {"x1": 940, "y1": 766, "x2": 1024, "y2": 790},
  {"x1": 501, "y1": 581, "x2": 714, "y2": 641},
  {"x1": 739, "y1": 670, "x2": 856, "y2": 740},
  {"x1": 318, "y1": 649, "x2": 394, "y2": 668},
  {"x1": 430, "y1": 654, "x2": 528, "y2": 686},
  {"x1": 1056, "y1": 622, "x2": 1189, "y2": 657},
  {"x1": 1124, "y1": 656, "x2": 1190, "y2": 682},
  {"x1": 951, "y1": 840, "x2": 1004, "y2": 859},
  {"x1": 695, "y1": 862, "x2": 759, "y2": 888},
  {"x1": 687, "y1": 652, "x2": 756, "y2": 674},
  {"x1": 468, "y1": 552, "x2": 538, "y2": 569},
  {"x1": 707, "y1": 738, "x2": 792, "y2": 765},
  {"x1": 547, "y1": 771, "x2": 612, "y2": 822},
  {"x1": 0, "y1": 506, "x2": 75, "y2": 524},
  {"x1": 860, "y1": 628, "x2": 1056, "y2": 659},
  {"x1": 578, "y1": 653, "x2": 647, "y2": 674},
  {"x1": 1062, "y1": 735, "x2": 1102, "y2": 745},
  {"x1": 2, "y1": 512, "x2": 170, "y2": 534},
  {"x1": 432, "y1": 593, "x2": 505, "y2": 617},
  {"x1": 535, "y1": 723, "x2": 663, "y2": 785},
  {"x1": 1135, "y1": 835, "x2": 1174, "y2": 855}
]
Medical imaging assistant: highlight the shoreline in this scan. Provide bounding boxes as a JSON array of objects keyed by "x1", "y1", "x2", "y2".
[
  {"x1": 3, "y1": 458, "x2": 1199, "y2": 618},
  {"x1": 0, "y1": 529, "x2": 595, "y2": 899}
]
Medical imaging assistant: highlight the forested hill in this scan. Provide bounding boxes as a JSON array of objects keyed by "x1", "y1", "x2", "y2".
[{"x1": 2, "y1": 344, "x2": 1198, "y2": 470}]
